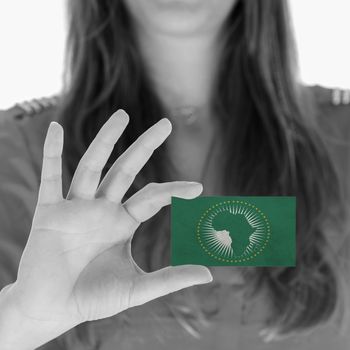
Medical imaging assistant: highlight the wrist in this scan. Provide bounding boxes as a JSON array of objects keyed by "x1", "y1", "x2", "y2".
[{"x1": 0, "y1": 282, "x2": 74, "y2": 349}]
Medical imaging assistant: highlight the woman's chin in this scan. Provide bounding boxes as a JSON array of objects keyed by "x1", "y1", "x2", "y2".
[
  {"x1": 143, "y1": 3, "x2": 211, "y2": 37},
  {"x1": 124, "y1": 0, "x2": 237, "y2": 37}
]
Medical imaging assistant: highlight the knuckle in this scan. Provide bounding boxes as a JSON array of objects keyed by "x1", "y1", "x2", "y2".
[
  {"x1": 95, "y1": 135, "x2": 114, "y2": 149},
  {"x1": 116, "y1": 166, "x2": 135, "y2": 182},
  {"x1": 80, "y1": 161, "x2": 101, "y2": 174},
  {"x1": 136, "y1": 134, "x2": 156, "y2": 153},
  {"x1": 161, "y1": 268, "x2": 173, "y2": 284},
  {"x1": 144, "y1": 182, "x2": 158, "y2": 191},
  {"x1": 42, "y1": 174, "x2": 61, "y2": 182},
  {"x1": 142, "y1": 182, "x2": 160, "y2": 201}
]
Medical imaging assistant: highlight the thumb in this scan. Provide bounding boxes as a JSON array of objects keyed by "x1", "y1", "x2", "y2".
[{"x1": 130, "y1": 265, "x2": 213, "y2": 307}]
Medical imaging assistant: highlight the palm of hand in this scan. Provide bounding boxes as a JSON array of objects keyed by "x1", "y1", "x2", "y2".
[
  {"x1": 10, "y1": 110, "x2": 211, "y2": 340},
  {"x1": 16, "y1": 197, "x2": 142, "y2": 323}
]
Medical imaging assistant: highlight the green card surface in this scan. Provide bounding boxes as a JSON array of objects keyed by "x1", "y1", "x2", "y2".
[{"x1": 171, "y1": 196, "x2": 296, "y2": 266}]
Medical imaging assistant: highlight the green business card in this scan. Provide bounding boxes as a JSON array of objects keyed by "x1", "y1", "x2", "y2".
[{"x1": 171, "y1": 196, "x2": 296, "y2": 266}]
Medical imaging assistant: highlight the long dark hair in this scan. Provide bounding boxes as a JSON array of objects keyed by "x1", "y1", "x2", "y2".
[{"x1": 57, "y1": 0, "x2": 347, "y2": 346}]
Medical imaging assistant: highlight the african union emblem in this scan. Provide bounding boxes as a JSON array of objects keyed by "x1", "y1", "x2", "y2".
[{"x1": 196, "y1": 200, "x2": 271, "y2": 263}]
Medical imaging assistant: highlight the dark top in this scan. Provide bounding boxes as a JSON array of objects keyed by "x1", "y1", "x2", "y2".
[{"x1": 0, "y1": 86, "x2": 349, "y2": 349}]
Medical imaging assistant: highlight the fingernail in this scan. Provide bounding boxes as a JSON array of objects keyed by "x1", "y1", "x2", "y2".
[
  {"x1": 196, "y1": 266, "x2": 213, "y2": 283},
  {"x1": 113, "y1": 109, "x2": 129, "y2": 123},
  {"x1": 48, "y1": 121, "x2": 63, "y2": 137},
  {"x1": 50, "y1": 121, "x2": 60, "y2": 128},
  {"x1": 206, "y1": 273, "x2": 213, "y2": 283},
  {"x1": 189, "y1": 182, "x2": 203, "y2": 195},
  {"x1": 203, "y1": 274, "x2": 213, "y2": 283},
  {"x1": 158, "y1": 118, "x2": 172, "y2": 132},
  {"x1": 188, "y1": 182, "x2": 203, "y2": 187}
]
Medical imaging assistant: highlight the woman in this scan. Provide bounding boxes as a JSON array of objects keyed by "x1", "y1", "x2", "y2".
[{"x1": 0, "y1": 0, "x2": 349, "y2": 349}]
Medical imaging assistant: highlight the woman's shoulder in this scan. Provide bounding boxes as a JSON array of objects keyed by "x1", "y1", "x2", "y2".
[
  {"x1": 0, "y1": 96, "x2": 64, "y2": 201},
  {"x1": 0, "y1": 95, "x2": 59, "y2": 131},
  {"x1": 306, "y1": 84, "x2": 350, "y2": 135},
  {"x1": 305, "y1": 84, "x2": 350, "y2": 196},
  {"x1": 0, "y1": 96, "x2": 60, "y2": 169}
]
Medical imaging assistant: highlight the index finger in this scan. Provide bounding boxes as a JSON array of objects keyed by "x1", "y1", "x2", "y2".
[
  {"x1": 96, "y1": 118, "x2": 172, "y2": 203},
  {"x1": 66, "y1": 110, "x2": 129, "y2": 200}
]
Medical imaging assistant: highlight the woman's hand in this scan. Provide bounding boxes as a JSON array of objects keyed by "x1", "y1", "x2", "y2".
[{"x1": 0, "y1": 110, "x2": 212, "y2": 349}]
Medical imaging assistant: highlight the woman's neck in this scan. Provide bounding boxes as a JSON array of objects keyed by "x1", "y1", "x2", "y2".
[{"x1": 135, "y1": 28, "x2": 221, "y2": 113}]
